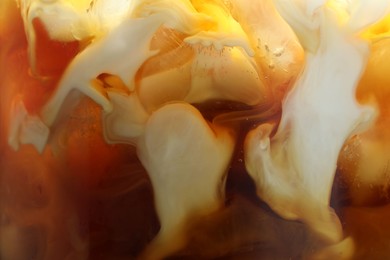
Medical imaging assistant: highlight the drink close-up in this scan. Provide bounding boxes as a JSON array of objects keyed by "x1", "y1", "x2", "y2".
[{"x1": 1, "y1": 0, "x2": 390, "y2": 259}]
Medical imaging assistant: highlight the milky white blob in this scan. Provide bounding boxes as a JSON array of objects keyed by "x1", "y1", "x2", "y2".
[{"x1": 244, "y1": 0, "x2": 389, "y2": 252}]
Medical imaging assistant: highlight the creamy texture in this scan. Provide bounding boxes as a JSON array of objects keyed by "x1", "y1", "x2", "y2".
[
  {"x1": 11, "y1": 0, "x2": 279, "y2": 149},
  {"x1": 18, "y1": 0, "x2": 134, "y2": 73},
  {"x1": 229, "y1": 0, "x2": 304, "y2": 101},
  {"x1": 8, "y1": 1, "x2": 300, "y2": 258},
  {"x1": 245, "y1": 0, "x2": 389, "y2": 251},
  {"x1": 137, "y1": 103, "x2": 234, "y2": 259},
  {"x1": 6, "y1": 0, "x2": 390, "y2": 259}
]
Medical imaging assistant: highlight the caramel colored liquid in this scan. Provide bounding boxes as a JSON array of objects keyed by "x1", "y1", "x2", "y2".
[{"x1": 2, "y1": 1, "x2": 390, "y2": 259}]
